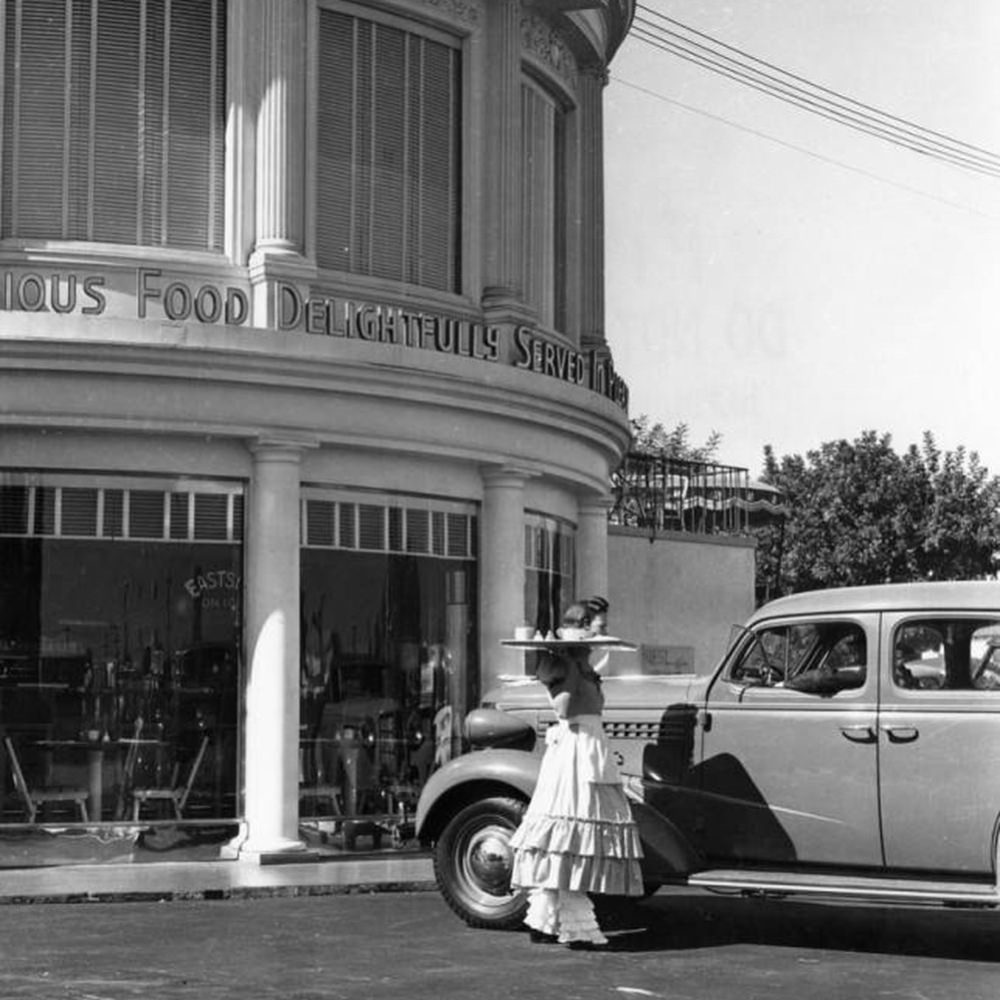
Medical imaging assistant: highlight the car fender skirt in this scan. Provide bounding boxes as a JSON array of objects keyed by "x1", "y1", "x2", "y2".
[{"x1": 415, "y1": 749, "x2": 540, "y2": 839}]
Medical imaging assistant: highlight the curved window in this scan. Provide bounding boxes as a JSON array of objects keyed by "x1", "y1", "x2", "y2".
[
  {"x1": 521, "y1": 76, "x2": 566, "y2": 330},
  {"x1": 1, "y1": 0, "x2": 226, "y2": 251},
  {"x1": 524, "y1": 512, "x2": 575, "y2": 637},
  {"x1": 315, "y1": 5, "x2": 461, "y2": 292}
]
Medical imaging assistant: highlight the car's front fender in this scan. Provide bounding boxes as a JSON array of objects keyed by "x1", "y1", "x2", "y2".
[{"x1": 415, "y1": 748, "x2": 540, "y2": 843}]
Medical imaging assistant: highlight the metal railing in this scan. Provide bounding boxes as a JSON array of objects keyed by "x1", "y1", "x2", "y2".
[{"x1": 609, "y1": 452, "x2": 784, "y2": 537}]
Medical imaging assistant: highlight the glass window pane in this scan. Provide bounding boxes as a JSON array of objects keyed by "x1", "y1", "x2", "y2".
[
  {"x1": 406, "y1": 509, "x2": 429, "y2": 553},
  {"x1": 359, "y1": 505, "x2": 384, "y2": 551},
  {"x1": 129, "y1": 490, "x2": 165, "y2": 539},
  {"x1": 339, "y1": 503, "x2": 356, "y2": 549},
  {"x1": 306, "y1": 500, "x2": 335, "y2": 547},
  {"x1": 103, "y1": 490, "x2": 124, "y2": 538},
  {"x1": 0, "y1": 487, "x2": 30, "y2": 535},
  {"x1": 193, "y1": 493, "x2": 228, "y2": 541},
  {"x1": 1, "y1": 0, "x2": 225, "y2": 249},
  {"x1": 315, "y1": 9, "x2": 459, "y2": 291},
  {"x1": 170, "y1": 493, "x2": 190, "y2": 541},
  {"x1": 0, "y1": 486, "x2": 243, "y2": 858},
  {"x1": 61, "y1": 488, "x2": 99, "y2": 537},
  {"x1": 34, "y1": 487, "x2": 57, "y2": 536}
]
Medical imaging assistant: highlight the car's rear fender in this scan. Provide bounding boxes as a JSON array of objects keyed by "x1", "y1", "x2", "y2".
[{"x1": 415, "y1": 749, "x2": 540, "y2": 845}]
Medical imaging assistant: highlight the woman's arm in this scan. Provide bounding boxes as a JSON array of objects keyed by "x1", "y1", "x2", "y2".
[{"x1": 539, "y1": 660, "x2": 580, "y2": 718}]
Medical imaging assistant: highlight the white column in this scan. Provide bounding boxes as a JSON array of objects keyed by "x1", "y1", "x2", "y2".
[
  {"x1": 578, "y1": 66, "x2": 607, "y2": 351},
  {"x1": 247, "y1": 0, "x2": 313, "y2": 330},
  {"x1": 240, "y1": 438, "x2": 312, "y2": 859},
  {"x1": 480, "y1": 0, "x2": 529, "y2": 322},
  {"x1": 254, "y1": 0, "x2": 306, "y2": 257},
  {"x1": 576, "y1": 495, "x2": 611, "y2": 603},
  {"x1": 480, "y1": 466, "x2": 531, "y2": 692}
]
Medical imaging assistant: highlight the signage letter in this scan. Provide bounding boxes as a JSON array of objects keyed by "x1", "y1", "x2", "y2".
[
  {"x1": 225, "y1": 287, "x2": 249, "y2": 326},
  {"x1": 278, "y1": 283, "x2": 303, "y2": 331},
  {"x1": 137, "y1": 268, "x2": 162, "y2": 319}
]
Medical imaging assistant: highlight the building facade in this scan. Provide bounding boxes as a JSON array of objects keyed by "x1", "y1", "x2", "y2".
[{"x1": 0, "y1": 0, "x2": 633, "y2": 864}]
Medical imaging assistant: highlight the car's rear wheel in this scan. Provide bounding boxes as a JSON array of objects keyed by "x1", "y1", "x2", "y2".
[{"x1": 433, "y1": 795, "x2": 528, "y2": 930}]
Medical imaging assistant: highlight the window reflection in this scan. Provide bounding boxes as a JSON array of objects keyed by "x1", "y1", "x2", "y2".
[
  {"x1": 0, "y1": 478, "x2": 242, "y2": 862},
  {"x1": 299, "y1": 548, "x2": 476, "y2": 852}
]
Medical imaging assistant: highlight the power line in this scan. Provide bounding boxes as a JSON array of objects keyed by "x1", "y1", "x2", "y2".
[
  {"x1": 631, "y1": 23, "x2": 1000, "y2": 180},
  {"x1": 637, "y1": 5, "x2": 1000, "y2": 163},
  {"x1": 633, "y1": 6, "x2": 1000, "y2": 180},
  {"x1": 610, "y1": 76, "x2": 1000, "y2": 223},
  {"x1": 632, "y1": 16, "x2": 1000, "y2": 178}
]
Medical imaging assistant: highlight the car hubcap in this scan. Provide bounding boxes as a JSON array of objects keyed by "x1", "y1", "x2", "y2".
[{"x1": 463, "y1": 823, "x2": 514, "y2": 898}]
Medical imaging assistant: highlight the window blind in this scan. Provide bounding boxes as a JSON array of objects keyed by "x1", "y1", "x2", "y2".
[
  {"x1": 521, "y1": 79, "x2": 567, "y2": 330},
  {"x1": 1, "y1": 0, "x2": 225, "y2": 250},
  {"x1": 315, "y1": 9, "x2": 461, "y2": 292},
  {"x1": 302, "y1": 493, "x2": 475, "y2": 560},
  {"x1": 0, "y1": 481, "x2": 242, "y2": 543}
]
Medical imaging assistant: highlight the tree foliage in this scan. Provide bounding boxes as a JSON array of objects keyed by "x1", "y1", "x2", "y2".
[
  {"x1": 630, "y1": 416, "x2": 722, "y2": 461},
  {"x1": 758, "y1": 430, "x2": 1000, "y2": 594}
]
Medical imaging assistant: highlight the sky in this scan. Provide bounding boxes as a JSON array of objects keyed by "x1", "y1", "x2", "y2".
[{"x1": 603, "y1": 1, "x2": 1000, "y2": 477}]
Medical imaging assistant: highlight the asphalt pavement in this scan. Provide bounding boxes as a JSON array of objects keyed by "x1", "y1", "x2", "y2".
[{"x1": 2, "y1": 886, "x2": 999, "y2": 1000}]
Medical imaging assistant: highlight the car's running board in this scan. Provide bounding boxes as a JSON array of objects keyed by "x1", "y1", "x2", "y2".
[{"x1": 687, "y1": 869, "x2": 999, "y2": 906}]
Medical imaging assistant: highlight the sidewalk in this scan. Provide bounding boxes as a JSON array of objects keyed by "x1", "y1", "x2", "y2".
[{"x1": 0, "y1": 852, "x2": 437, "y2": 904}]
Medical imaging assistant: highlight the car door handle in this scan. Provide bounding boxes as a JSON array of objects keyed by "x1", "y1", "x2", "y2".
[
  {"x1": 840, "y1": 725, "x2": 877, "y2": 743},
  {"x1": 882, "y1": 725, "x2": 919, "y2": 743}
]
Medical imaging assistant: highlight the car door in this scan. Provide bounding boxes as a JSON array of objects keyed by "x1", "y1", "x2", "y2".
[
  {"x1": 879, "y1": 612, "x2": 1000, "y2": 875},
  {"x1": 695, "y1": 614, "x2": 882, "y2": 868}
]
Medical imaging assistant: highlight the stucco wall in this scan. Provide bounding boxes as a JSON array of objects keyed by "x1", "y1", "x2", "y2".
[{"x1": 608, "y1": 526, "x2": 757, "y2": 675}]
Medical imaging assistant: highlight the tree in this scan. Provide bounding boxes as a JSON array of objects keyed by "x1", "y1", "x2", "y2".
[
  {"x1": 630, "y1": 416, "x2": 722, "y2": 461},
  {"x1": 758, "y1": 431, "x2": 1000, "y2": 594}
]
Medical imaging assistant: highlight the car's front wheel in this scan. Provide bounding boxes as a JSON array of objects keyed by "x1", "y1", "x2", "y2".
[{"x1": 433, "y1": 795, "x2": 528, "y2": 930}]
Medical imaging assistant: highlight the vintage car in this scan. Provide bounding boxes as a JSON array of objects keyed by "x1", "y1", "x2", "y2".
[{"x1": 415, "y1": 581, "x2": 1000, "y2": 928}]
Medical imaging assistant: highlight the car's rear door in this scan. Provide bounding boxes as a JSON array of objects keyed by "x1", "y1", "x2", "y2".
[
  {"x1": 696, "y1": 613, "x2": 882, "y2": 868},
  {"x1": 879, "y1": 611, "x2": 1000, "y2": 875}
]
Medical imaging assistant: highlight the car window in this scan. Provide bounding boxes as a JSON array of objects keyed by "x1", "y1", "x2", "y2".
[
  {"x1": 728, "y1": 621, "x2": 867, "y2": 694},
  {"x1": 893, "y1": 619, "x2": 1000, "y2": 691}
]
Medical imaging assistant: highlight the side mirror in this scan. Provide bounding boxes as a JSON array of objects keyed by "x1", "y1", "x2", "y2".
[{"x1": 463, "y1": 708, "x2": 536, "y2": 752}]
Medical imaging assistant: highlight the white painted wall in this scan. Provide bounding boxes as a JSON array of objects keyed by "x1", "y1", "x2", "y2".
[{"x1": 608, "y1": 526, "x2": 757, "y2": 676}]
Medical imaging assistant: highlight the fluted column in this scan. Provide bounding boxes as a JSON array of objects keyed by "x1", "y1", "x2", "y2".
[
  {"x1": 248, "y1": 0, "x2": 313, "y2": 330},
  {"x1": 254, "y1": 0, "x2": 306, "y2": 256},
  {"x1": 578, "y1": 66, "x2": 607, "y2": 351},
  {"x1": 576, "y1": 495, "x2": 612, "y2": 603},
  {"x1": 240, "y1": 438, "x2": 313, "y2": 860},
  {"x1": 481, "y1": 0, "x2": 530, "y2": 322},
  {"x1": 480, "y1": 466, "x2": 531, "y2": 691}
]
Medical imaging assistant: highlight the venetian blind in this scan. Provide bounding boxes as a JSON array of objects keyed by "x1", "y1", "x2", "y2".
[
  {"x1": 521, "y1": 79, "x2": 567, "y2": 331},
  {"x1": 1, "y1": 0, "x2": 225, "y2": 250},
  {"x1": 315, "y1": 9, "x2": 461, "y2": 292}
]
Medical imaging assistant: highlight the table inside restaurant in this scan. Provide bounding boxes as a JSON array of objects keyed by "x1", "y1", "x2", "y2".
[{"x1": 36, "y1": 737, "x2": 167, "y2": 821}]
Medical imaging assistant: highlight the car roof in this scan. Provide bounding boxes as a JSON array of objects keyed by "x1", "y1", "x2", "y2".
[{"x1": 749, "y1": 581, "x2": 1000, "y2": 624}]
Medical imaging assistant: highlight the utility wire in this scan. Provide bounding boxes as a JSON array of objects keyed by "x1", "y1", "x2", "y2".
[
  {"x1": 632, "y1": 23, "x2": 1000, "y2": 180},
  {"x1": 637, "y1": 5, "x2": 1000, "y2": 163},
  {"x1": 633, "y1": 6, "x2": 1000, "y2": 180},
  {"x1": 611, "y1": 76, "x2": 1000, "y2": 223}
]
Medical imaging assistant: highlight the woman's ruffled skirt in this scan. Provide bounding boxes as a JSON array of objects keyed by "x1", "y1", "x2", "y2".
[{"x1": 510, "y1": 715, "x2": 644, "y2": 897}]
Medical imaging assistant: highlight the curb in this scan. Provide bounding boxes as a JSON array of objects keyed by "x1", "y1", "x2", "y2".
[{"x1": 0, "y1": 879, "x2": 439, "y2": 906}]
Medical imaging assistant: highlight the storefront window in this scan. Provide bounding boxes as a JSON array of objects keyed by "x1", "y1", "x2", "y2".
[
  {"x1": 0, "y1": 475, "x2": 242, "y2": 864},
  {"x1": 524, "y1": 513, "x2": 576, "y2": 637},
  {"x1": 299, "y1": 491, "x2": 477, "y2": 851}
]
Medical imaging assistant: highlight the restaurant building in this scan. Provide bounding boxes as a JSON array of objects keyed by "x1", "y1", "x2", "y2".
[{"x1": 0, "y1": 0, "x2": 634, "y2": 865}]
